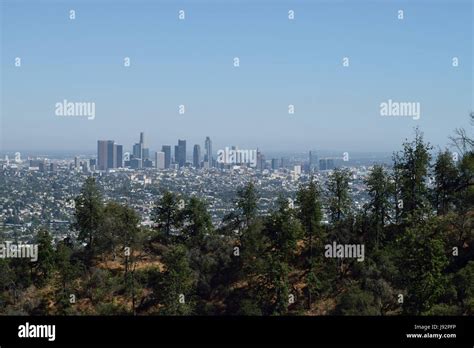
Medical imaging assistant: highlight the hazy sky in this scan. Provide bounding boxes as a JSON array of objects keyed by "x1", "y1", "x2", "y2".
[{"x1": 1, "y1": 0, "x2": 472, "y2": 154}]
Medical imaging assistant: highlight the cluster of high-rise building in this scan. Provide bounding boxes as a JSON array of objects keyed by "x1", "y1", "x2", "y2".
[{"x1": 96, "y1": 133, "x2": 215, "y2": 171}]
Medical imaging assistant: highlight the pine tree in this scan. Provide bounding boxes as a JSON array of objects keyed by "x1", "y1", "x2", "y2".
[
  {"x1": 159, "y1": 244, "x2": 196, "y2": 315},
  {"x1": 392, "y1": 128, "x2": 432, "y2": 223},
  {"x1": 432, "y1": 150, "x2": 459, "y2": 215},
  {"x1": 327, "y1": 168, "x2": 352, "y2": 224},
  {"x1": 365, "y1": 165, "x2": 393, "y2": 247},
  {"x1": 152, "y1": 191, "x2": 183, "y2": 238},
  {"x1": 74, "y1": 177, "x2": 104, "y2": 263},
  {"x1": 33, "y1": 229, "x2": 55, "y2": 286},
  {"x1": 395, "y1": 218, "x2": 448, "y2": 314}
]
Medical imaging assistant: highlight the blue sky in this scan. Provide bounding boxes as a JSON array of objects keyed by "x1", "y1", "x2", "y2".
[{"x1": 1, "y1": 0, "x2": 472, "y2": 154}]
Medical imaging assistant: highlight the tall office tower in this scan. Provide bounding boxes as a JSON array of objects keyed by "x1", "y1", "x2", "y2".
[
  {"x1": 142, "y1": 148, "x2": 150, "y2": 160},
  {"x1": 204, "y1": 136, "x2": 212, "y2": 165},
  {"x1": 97, "y1": 140, "x2": 109, "y2": 170},
  {"x1": 256, "y1": 150, "x2": 265, "y2": 170},
  {"x1": 107, "y1": 140, "x2": 116, "y2": 169},
  {"x1": 309, "y1": 150, "x2": 318, "y2": 172},
  {"x1": 174, "y1": 145, "x2": 179, "y2": 164},
  {"x1": 319, "y1": 158, "x2": 327, "y2": 171},
  {"x1": 162, "y1": 145, "x2": 171, "y2": 168},
  {"x1": 133, "y1": 142, "x2": 142, "y2": 160},
  {"x1": 177, "y1": 139, "x2": 186, "y2": 167},
  {"x1": 155, "y1": 151, "x2": 165, "y2": 169},
  {"x1": 193, "y1": 144, "x2": 201, "y2": 168},
  {"x1": 115, "y1": 144, "x2": 123, "y2": 168},
  {"x1": 138, "y1": 131, "x2": 150, "y2": 160},
  {"x1": 74, "y1": 156, "x2": 79, "y2": 168},
  {"x1": 271, "y1": 158, "x2": 279, "y2": 170}
]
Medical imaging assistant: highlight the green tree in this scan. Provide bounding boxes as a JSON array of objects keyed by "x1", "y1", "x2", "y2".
[
  {"x1": 33, "y1": 229, "x2": 55, "y2": 286},
  {"x1": 296, "y1": 178, "x2": 323, "y2": 257},
  {"x1": 264, "y1": 196, "x2": 303, "y2": 263},
  {"x1": 182, "y1": 197, "x2": 214, "y2": 246},
  {"x1": 152, "y1": 191, "x2": 182, "y2": 238},
  {"x1": 327, "y1": 168, "x2": 352, "y2": 224},
  {"x1": 365, "y1": 165, "x2": 393, "y2": 247},
  {"x1": 236, "y1": 182, "x2": 258, "y2": 228},
  {"x1": 396, "y1": 218, "x2": 448, "y2": 314},
  {"x1": 74, "y1": 177, "x2": 104, "y2": 263},
  {"x1": 158, "y1": 245, "x2": 196, "y2": 315},
  {"x1": 432, "y1": 150, "x2": 459, "y2": 215},
  {"x1": 393, "y1": 128, "x2": 432, "y2": 223}
]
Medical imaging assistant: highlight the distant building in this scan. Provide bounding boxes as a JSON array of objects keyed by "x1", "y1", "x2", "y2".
[
  {"x1": 319, "y1": 159, "x2": 327, "y2": 171},
  {"x1": 309, "y1": 150, "x2": 318, "y2": 172},
  {"x1": 98, "y1": 140, "x2": 121, "y2": 170},
  {"x1": 130, "y1": 158, "x2": 142, "y2": 169},
  {"x1": 176, "y1": 140, "x2": 186, "y2": 167},
  {"x1": 271, "y1": 158, "x2": 279, "y2": 170},
  {"x1": 133, "y1": 143, "x2": 142, "y2": 161},
  {"x1": 155, "y1": 151, "x2": 165, "y2": 169},
  {"x1": 142, "y1": 148, "x2": 150, "y2": 160},
  {"x1": 38, "y1": 161, "x2": 47, "y2": 173},
  {"x1": 107, "y1": 141, "x2": 116, "y2": 169},
  {"x1": 193, "y1": 144, "x2": 201, "y2": 168},
  {"x1": 327, "y1": 158, "x2": 335, "y2": 170},
  {"x1": 143, "y1": 158, "x2": 153, "y2": 168},
  {"x1": 204, "y1": 136, "x2": 212, "y2": 167},
  {"x1": 256, "y1": 150, "x2": 265, "y2": 170},
  {"x1": 294, "y1": 165, "x2": 302, "y2": 175},
  {"x1": 162, "y1": 145, "x2": 171, "y2": 168},
  {"x1": 115, "y1": 145, "x2": 123, "y2": 168},
  {"x1": 98, "y1": 140, "x2": 111, "y2": 170}
]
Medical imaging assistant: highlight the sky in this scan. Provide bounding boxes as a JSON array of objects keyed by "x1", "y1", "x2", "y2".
[{"x1": 0, "y1": 0, "x2": 472, "y2": 155}]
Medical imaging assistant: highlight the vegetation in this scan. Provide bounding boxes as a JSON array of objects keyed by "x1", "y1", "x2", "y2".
[{"x1": 0, "y1": 124, "x2": 472, "y2": 316}]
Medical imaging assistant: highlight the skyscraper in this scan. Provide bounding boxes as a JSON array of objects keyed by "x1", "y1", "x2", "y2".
[
  {"x1": 204, "y1": 136, "x2": 212, "y2": 168},
  {"x1": 107, "y1": 140, "x2": 116, "y2": 169},
  {"x1": 177, "y1": 139, "x2": 186, "y2": 167},
  {"x1": 115, "y1": 144, "x2": 123, "y2": 168},
  {"x1": 174, "y1": 145, "x2": 179, "y2": 164},
  {"x1": 155, "y1": 151, "x2": 165, "y2": 169},
  {"x1": 140, "y1": 131, "x2": 150, "y2": 160},
  {"x1": 142, "y1": 148, "x2": 150, "y2": 160},
  {"x1": 271, "y1": 158, "x2": 279, "y2": 170},
  {"x1": 193, "y1": 144, "x2": 201, "y2": 168},
  {"x1": 133, "y1": 142, "x2": 142, "y2": 161},
  {"x1": 162, "y1": 145, "x2": 171, "y2": 169},
  {"x1": 98, "y1": 140, "x2": 121, "y2": 170},
  {"x1": 309, "y1": 150, "x2": 318, "y2": 172}
]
